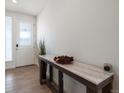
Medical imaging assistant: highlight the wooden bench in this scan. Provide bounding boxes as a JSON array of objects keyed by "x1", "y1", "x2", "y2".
[{"x1": 39, "y1": 55, "x2": 114, "y2": 93}]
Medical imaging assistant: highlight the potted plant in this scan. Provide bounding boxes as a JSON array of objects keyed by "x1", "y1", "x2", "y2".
[{"x1": 39, "y1": 40, "x2": 46, "y2": 55}]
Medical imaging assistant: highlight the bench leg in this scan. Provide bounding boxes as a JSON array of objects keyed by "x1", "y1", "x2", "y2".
[
  {"x1": 102, "y1": 82, "x2": 112, "y2": 93},
  {"x1": 39, "y1": 60, "x2": 47, "y2": 85},
  {"x1": 87, "y1": 87, "x2": 99, "y2": 93},
  {"x1": 58, "y1": 70, "x2": 63, "y2": 93},
  {"x1": 49, "y1": 65, "x2": 53, "y2": 81}
]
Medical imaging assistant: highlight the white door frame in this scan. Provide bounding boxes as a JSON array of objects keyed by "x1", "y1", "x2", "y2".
[{"x1": 5, "y1": 15, "x2": 16, "y2": 69}]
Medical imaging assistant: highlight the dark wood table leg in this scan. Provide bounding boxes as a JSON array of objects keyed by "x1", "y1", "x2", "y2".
[
  {"x1": 49, "y1": 65, "x2": 53, "y2": 81},
  {"x1": 58, "y1": 70, "x2": 63, "y2": 93},
  {"x1": 102, "y1": 82, "x2": 113, "y2": 93},
  {"x1": 39, "y1": 60, "x2": 43, "y2": 84},
  {"x1": 87, "y1": 87, "x2": 99, "y2": 93},
  {"x1": 42, "y1": 61, "x2": 47, "y2": 79},
  {"x1": 46, "y1": 65, "x2": 58, "y2": 93},
  {"x1": 39, "y1": 60, "x2": 47, "y2": 85}
]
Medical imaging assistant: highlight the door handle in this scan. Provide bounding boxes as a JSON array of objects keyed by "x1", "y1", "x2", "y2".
[
  {"x1": 16, "y1": 44, "x2": 18, "y2": 48},
  {"x1": 16, "y1": 44, "x2": 19, "y2": 50}
]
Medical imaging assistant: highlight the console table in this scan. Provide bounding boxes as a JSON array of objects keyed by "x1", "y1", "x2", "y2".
[{"x1": 39, "y1": 55, "x2": 114, "y2": 93}]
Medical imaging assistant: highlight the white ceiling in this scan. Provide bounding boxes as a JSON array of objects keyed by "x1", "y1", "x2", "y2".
[{"x1": 5, "y1": 0, "x2": 49, "y2": 16}]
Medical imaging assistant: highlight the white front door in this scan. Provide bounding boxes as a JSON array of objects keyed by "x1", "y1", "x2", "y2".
[{"x1": 16, "y1": 21, "x2": 34, "y2": 67}]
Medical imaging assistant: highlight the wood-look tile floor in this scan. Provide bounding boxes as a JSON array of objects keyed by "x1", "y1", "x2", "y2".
[{"x1": 5, "y1": 65, "x2": 52, "y2": 93}]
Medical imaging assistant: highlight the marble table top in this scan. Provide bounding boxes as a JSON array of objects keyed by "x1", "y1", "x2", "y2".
[{"x1": 39, "y1": 55, "x2": 114, "y2": 85}]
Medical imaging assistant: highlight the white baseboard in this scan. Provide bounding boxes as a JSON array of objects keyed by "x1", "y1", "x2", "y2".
[{"x1": 5, "y1": 62, "x2": 15, "y2": 69}]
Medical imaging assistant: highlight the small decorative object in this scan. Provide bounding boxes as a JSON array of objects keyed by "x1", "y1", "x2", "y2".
[
  {"x1": 39, "y1": 40, "x2": 46, "y2": 55},
  {"x1": 54, "y1": 56, "x2": 74, "y2": 64},
  {"x1": 104, "y1": 63, "x2": 112, "y2": 72}
]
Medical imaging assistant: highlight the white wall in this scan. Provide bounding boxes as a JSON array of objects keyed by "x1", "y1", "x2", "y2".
[
  {"x1": 5, "y1": 10, "x2": 37, "y2": 69},
  {"x1": 37, "y1": 0, "x2": 119, "y2": 93}
]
